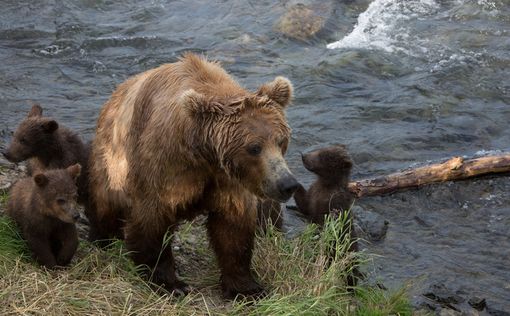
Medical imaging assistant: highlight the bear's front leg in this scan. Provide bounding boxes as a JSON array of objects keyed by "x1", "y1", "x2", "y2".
[
  {"x1": 55, "y1": 224, "x2": 79, "y2": 266},
  {"x1": 125, "y1": 218, "x2": 191, "y2": 295},
  {"x1": 25, "y1": 234, "x2": 57, "y2": 268},
  {"x1": 86, "y1": 194, "x2": 125, "y2": 245},
  {"x1": 207, "y1": 202, "x2": 264, "y2": 299}
]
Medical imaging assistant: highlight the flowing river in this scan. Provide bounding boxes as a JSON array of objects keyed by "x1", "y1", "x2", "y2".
[{"x1": 0, "y1": 0, "x2": 508, "y2": 313}]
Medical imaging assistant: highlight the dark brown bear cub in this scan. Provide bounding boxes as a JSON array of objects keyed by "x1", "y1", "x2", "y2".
[
  {"x1": 293, "y1": 145, "x2": 359, "y2": 285},
  {"x1": 294, "y1": 144, "x2": 354, "y2": 225},
  {"x1": 2, "y1": 104, "x2": 89, "y2": 205},
  {"x1": 6, "y1": 164, "x2": 81, "y2": 268}
]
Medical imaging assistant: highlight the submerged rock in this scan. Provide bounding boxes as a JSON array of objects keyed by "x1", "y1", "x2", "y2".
[
  {"x1": 468, "y1": 296, "x2": 486, "y2": 311},
  {"x1": 275, "y1": 4, "x2": 325, "y2": 41},
  {"x1": 274, "y1": 1, "x2": 337, "y2": 42},
  {"x1": 423, "y1": 283, "x2": 465, "y2": 306},
  {"x1": 353, "y1": 206, "x2": 389, "y2": 242}
]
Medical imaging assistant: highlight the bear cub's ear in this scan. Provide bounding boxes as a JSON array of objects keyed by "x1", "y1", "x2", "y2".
[
  {"x1": 34, "y1": 174, "x2": 48, "y2": 187},
  {"x1": 28, "y1": 104, "x2": 43, "y2": 118},
  {"x1": 181, "y1": 89, "x2": 233, "y2": 116},
  {"x1": 257, "y1": 76, "x2": 293, "y2": 108},
  {"x1": 42, "y1": 120, "x2": 59, "y2": 133},
  {"x1": 66, "y1": 163, "x2": 82, "y2": 181}
]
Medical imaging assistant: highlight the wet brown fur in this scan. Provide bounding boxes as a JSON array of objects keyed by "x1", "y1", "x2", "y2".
[
  {"x1": 3, "y1": 104, "x2": 90, "y2": 206},
  {"x1": 88, "y1": 53, "x2": 295, "y2": 298},
  {"x1": 6, "y1": 164, "x2": 81, "y2": 268},
  {"x1": 257, "y1": 199, "x2": 283, "y2": 231}
]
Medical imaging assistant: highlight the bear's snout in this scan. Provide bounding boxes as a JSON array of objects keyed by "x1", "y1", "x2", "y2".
[
  {"x1": 1, "y1": 150, "x2": 11, "y2": 161},
  {"x1": 1, "y1": 147, "x2": 24, "y2": 163},
  {"x1": 276, "y1": 174, "x2": 299, "y2": 201}
]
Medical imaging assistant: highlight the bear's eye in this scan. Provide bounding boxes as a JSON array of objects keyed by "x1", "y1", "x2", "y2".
[
  {"x1": 19, "y1": 137, "x2": 27, "y2": 145},
  {"x1": 57, "y1": 198, "x2": 66, "y2": 205},
  {"x1": 277, "y1": 138, "x2": 286, "y2": 148},
  {"x1": 247, "y1": 144, "x2": 262, "y2": 156}
]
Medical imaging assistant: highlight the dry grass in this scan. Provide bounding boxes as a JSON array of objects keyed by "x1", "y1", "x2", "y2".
[{"x1": 0, "y1": 212, "x2": 411, "y2": 315}]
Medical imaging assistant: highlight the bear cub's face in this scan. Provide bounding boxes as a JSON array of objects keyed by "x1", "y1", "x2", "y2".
[
  {"x1": 302, "y1": 145, "x2": 353, "y2": 179},
  {"x1": 2, "y1": 104, "x2": 59, "y2": 163},
  {"x1": 34, "y1": 164, "x2": 81, "y2": 224}
]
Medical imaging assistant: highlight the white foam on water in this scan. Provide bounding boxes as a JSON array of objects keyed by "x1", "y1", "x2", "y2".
[
  {"x1": 327, "y1": 0, "x2": 503, "y2": 74},
  {"x1": 327, "y1": 0, "x2": 440, "y2": 54},
  {"x1": 471, "y1": 0, "x2": 498, "y2": 12}
]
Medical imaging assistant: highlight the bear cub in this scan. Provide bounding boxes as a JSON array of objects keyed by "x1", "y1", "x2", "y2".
[
  {"x1": 7, "y1": 164, "x2": 81, "y2": 268},
  {"x1": 294, "y1": 144, "x2": 354, "y2": 225},
  {"x1": 293, "y1": 144, "x2": 359, "y2": 285},
  {"x1": 2, "y1": 104, "x2": 89, "y2": 205}
]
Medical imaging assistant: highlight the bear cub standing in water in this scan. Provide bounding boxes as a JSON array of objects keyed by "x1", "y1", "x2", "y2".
[
  {"x1": 7, "y1": 164, "x2": 82, "y2": 268},
  {"x1": 2, "y1": 104, "x2": 89, "y2": 205},
  {"x1": 294, "y1": 144, "x2": 354, "y2": 226}
]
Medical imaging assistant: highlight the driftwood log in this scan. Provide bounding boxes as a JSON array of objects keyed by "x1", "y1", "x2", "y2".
[{"x1": 348, "y1": 153, "x2": 510, "y2": 198}]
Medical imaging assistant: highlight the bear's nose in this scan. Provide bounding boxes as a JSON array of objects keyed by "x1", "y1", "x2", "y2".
[
  {"x1": 72, "y1": 213, "x2": 81, "y2": 221},
  {"x1": 276, "y1": 175, "x2": 299, "y2": 200},
  {"x1": 1, "y1": 150, "x2": 11, "y2": 160}
]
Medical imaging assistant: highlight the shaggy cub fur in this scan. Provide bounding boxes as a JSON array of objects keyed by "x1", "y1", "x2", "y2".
[
  {"x1": 2, "y1": 104, "x2": 89, "y2": 205},
  {"x1": 7, "y1": 164, "x2": 81, "y2": 268}
]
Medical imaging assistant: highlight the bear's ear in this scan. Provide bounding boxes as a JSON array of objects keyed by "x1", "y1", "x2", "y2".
[
  {"x1": 180, "y1": 89, "x2": 232, "y2": 116},
  {"x1": 66, "y1": 163, "x2": 81, "y2": 181},
  {"x1": 42, "y1": 120, "x2": 59, "y2": 133},
  {"x1": 339, "y1": 158, "x2": 353, "y2": 170},
  {"x1": 28, "y1": 104, "x2": 43, "y2": 118},
  {"x1": 257, "y1": 76, "x2": 293, "y2": 108},
  {"x1": 34, "y1": 174, "x2": 48, "y2": 187}
]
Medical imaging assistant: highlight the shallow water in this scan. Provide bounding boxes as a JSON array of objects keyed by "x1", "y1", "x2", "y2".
[{"x1": 0, "y1": 0, "x2": 508, "y2": 312}]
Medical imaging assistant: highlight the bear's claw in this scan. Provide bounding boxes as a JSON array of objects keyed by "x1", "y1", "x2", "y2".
[{"x1": 222, "y1": 278, "x2": 265, "y2": 300}]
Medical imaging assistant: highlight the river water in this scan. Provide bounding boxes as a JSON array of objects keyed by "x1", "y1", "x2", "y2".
[{"x1": 0, "y1": 0, "x2": 508, "y2": 312}]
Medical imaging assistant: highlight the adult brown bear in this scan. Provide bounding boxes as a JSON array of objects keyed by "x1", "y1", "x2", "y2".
[{"x1": 88, "y1": 53, "x2": 298, "y2": 298}]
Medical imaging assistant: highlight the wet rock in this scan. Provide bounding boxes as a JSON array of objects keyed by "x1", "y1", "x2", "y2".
[
  {"x1": 274, "y1": 2, "x2": 332, "y2": 41},
  {"x1": 0, "y1": 155, "x2": 11, "y2": 168},
  {"x1": 468, "y1": 297, "x2": 486, "y2": 311},
  {"x1": 0, "y1": 161, "x2": 25, "y2": 194},
  {"x1": 438, "y1": 308, "x2": 462, "y2": 316},
  {"x1": 17, "y1": 165, "x2": 27, "y2": 173},
  {"x1": 0, "y1": 179, "x2": 11, "y2": 192},
  {"x1": 423, "y1": 283, "x2": 465, "y2": 307},
  {"x1": 353, "y1": 206, "x2": 389, "y2": 241},
  {"x1": 275, "y1": 4, "x2": 323, "y2": 41}
]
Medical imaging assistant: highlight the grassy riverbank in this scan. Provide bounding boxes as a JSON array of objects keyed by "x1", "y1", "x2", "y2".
[{"x1": 0, "y1": 211, "x2": 411, "y2": 315}]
